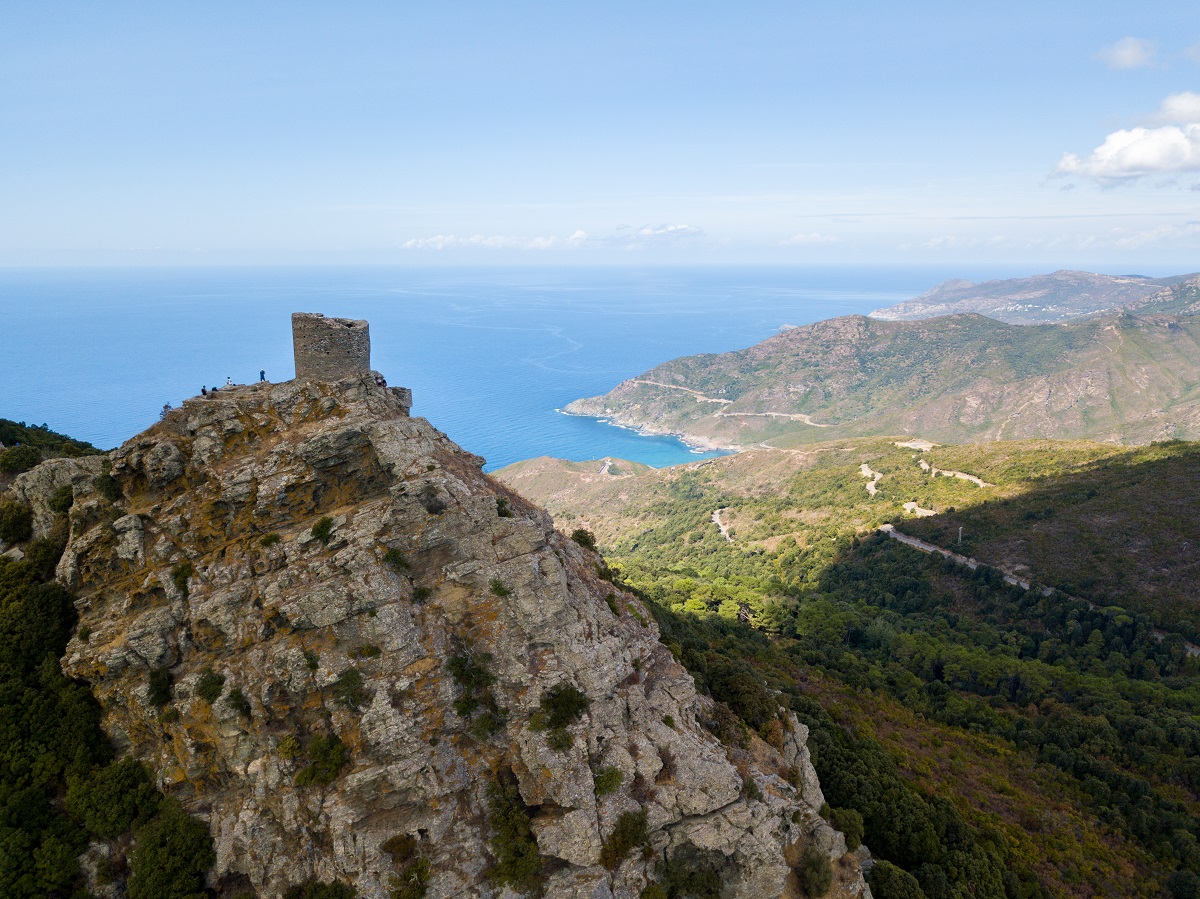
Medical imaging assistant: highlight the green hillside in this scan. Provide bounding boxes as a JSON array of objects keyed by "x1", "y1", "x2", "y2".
[
  {"x1": 564, "y1": 312, "x2": 1200, "y2": 450},
  {"x1": 498, "y1": 438, "x2": 1200, "y2": 899}
]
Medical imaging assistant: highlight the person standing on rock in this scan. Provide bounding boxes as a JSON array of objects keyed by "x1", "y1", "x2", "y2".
[
  {"x1": 226, "y1": 376, "x2": 234, "y2": 387},
  {"x1": 260, "y1": 369, "x2": 266, "y2": 382}
]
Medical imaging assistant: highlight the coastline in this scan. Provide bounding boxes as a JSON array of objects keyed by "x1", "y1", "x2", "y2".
[{"x1": 556, "y1": 405, "x2": 744, "y2": 455}]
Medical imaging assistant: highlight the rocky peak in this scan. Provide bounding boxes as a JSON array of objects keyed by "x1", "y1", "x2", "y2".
[{"x1": 39, "y1": 369, "x2": 869, "y2": 898}]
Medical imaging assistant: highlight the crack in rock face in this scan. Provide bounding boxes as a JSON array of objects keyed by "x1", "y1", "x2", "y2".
[{"x1": 49, "y1": 371, "x2": 870, "y2": 899}]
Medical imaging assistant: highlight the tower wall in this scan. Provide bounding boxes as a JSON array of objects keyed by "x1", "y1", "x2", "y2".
[{"x1": 292, "y1": 313, "x2": 371, "y2": 382}]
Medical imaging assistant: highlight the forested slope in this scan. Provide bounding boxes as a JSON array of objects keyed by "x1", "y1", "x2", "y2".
[{"x1": 498, "y1": 438, "x2": 1200, "y2": 899}]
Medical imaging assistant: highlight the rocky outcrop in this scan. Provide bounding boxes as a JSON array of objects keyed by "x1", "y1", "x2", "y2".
[{"x1": 38, "y1": 373, "x2": 870, "y2": 898}]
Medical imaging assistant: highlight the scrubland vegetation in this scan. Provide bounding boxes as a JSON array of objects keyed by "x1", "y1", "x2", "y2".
[
  {"x1": 0, "y1": 499, "x2": 212, "y2": 898},
  {"x1": 511, "y1": 437, "x2": 1200, "y2": 899}
]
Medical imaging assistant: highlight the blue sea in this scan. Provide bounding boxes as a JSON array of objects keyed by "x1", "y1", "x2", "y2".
[{"x1": 1, "y1": 265, "x2": 1032, "y2": 470}]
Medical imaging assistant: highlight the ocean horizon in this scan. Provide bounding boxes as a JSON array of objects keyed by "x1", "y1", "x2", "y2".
[{"x1": 1, "y1": 264, "x2": 1050, "y2": 469}]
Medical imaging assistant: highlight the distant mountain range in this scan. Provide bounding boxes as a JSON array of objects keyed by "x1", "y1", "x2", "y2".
[
  {"x1": 565, "y1": 307, "x2": 1200, "y2": 449},
  {"x1": 869, "y1": 269, "x2": 1200, "y2": 324}
]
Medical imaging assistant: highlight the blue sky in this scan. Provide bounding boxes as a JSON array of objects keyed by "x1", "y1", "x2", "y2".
[{"x1": 2, "y1": 2, "x2": 1198, "y2": 268}]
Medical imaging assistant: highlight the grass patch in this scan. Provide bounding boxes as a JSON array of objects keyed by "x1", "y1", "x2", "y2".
[{"x1": 593, "y1": 766, "x2": 623, "y2": 798}]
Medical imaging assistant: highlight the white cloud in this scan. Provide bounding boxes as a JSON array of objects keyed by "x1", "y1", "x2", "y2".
[
  {"x1": 1054, "y1": 124, "x2": 1200, "y2": 182},
  {"x1": 633, "y1": 224, "x2": 704, "y2": 241},
  {"x1": 400, "y1": 233, "x2": 562, "y2": 250},
  {"x1": 1054, "y1": 92, "x2": 1200, "y2": 182},
  {"x1": 566, "y1": 229, "x2": 588, "y2": 247},
  {"x1": 779, "y1": 232, "x2": 837, "y2": 245},
  {"x1": 1095, "y1": 37, "x2": 1156, "y2": 69},
  {"x1": 1148, "y1": 91, "x2": 1200, "y2": 124}
]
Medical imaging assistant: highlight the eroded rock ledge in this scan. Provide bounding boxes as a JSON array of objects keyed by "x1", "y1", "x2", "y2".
[{"x1": 35, "y1": 374, "x2": 871, "y2": 898}]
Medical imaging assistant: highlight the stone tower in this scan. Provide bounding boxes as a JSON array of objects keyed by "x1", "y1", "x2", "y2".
[{"x1": 292, "y1": 312, "x2": 371, "y2": 382}]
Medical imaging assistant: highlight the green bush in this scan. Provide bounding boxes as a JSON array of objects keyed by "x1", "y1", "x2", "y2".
[
  {"x1": 571, "y1": 529, "x2": 597, "y2": 551},
  {"x1": 333, "y1": 667, "x2": 370, "y2": 708},
  {"x1": 226, "y1": 687, "x2": 252, "y2": 718},
  {"x1": 67, "y1": 759, "x2": 161, "y2": 839},
  {"x1": 0, "y1": 499, "x2": 33, "y2": 544},
  {"x1": 797, "y1": 845, "x2": 833, "y2": 897},
  {"x1": 304, "y1": 649, "x2": 320, "y2": 670},
  {"x1": 148, "y1": 666, "x2": 173, "y2": 706},
  {"x1": 126, "y1": 799, "x2": 216, "y2": 899},
  {"x1": 489, "y1": 578, "x2": 510, "y2": 597},
  {"x1": 283, "y1": 881, "x2": 357, "y2": 899},
  {"x1": 195, "y1": 669, "x2": 225, "y2": 703},
  {"x1": 382, "y1": 833, "x2": 419, "y2": 864},
  {"x1": 866, "y1": 860, "x2": 926, "y2": 899},
  {"x1": 0, "y1": 444, "x2": 41, "y2": 473},
  {"x1": 259, "y1": 532, "x2": 281, "y2": 547},
  {"x1": 533, "y1": 683, "x2": 589, "y2": 731},
  {"x1": 605, "y1": 593, "x2": 621, "y2": 615},
  {"x1": 383, "y1": 547, "x2": 411, "y2": 571},
  {"x1": 0, "y1": 547, "x2": 179, "y2": 899},
  {"x1": 654, "y1": 849, "x2": 725, "y2": 899},
  {"x1": 48, "y1": 484, "x2": 74, "y2": 514},
  {"x1": 412, "y1": 586, "x2": 433, "y2": 603},
  {"x1": 831, "y1": 807, "x2": 864, "y2": 852},
  {"x1": 311, "y1": 516, "x2": 334, "y2": 543},
  {"x1": 600, "y1": 809, "x2": 649, "y2": 869},
  {"x1": 593, "y1": 766, "x2": 623, "y2": 798},
  {"x1": 389, "y1": 857, "x2": 430, "y2": 899},
  {"x1": 95, "y1": 460, "x2": 123, "y2": 502},
  {"x1": 641, "y1": 886, "x2": 669, "y2": 899},
  {"x1": 350, "y1": 643, "x2": 382, "y2": 660},
  {"x1": 170, "y1": 561, "x2": 194, "y2": 597},
  {"x1": 530, "y1": 682, "x2": 588, "y2": 750},
  {"x1": 485, "y1": 776, "x2": 542, "y2": 893},
  {"x1": 277, "y1": 734, "x2": 301, "y2": 759},
  {"x1": 496, "y1": 497, "x2": 513, "y2": 518},
  {"x1": 23, "y1": 532, "x2": 67, "y2": 579},
  {"x1": 447, "y1": 651, "x2": 506, "y2": 738},
  {"x1": 295, "y1": 734, "x2": 350, "y2": 787}
]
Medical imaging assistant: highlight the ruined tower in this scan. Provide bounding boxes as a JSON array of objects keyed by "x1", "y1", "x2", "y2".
[{"x1": 291, "y1": 312, "x2": 371, "y2": 382}]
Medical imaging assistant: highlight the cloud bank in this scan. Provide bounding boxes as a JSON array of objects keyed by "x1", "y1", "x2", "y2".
[
  {"x1": 1054, "y1": 93, "x2": 1200, "y2": 183},
  {"x1": 400, "y1": 225, "x2": 704, "y2": 251}
]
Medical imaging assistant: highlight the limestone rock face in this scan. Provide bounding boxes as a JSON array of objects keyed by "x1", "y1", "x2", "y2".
[{"x1": 54, "y1": 373, "x2": 870, "y2": 899}]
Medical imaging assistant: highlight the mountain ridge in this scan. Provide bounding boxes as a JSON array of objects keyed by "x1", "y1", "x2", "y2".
[
  {"x1": 565, "y1": 310, "x2": 1200, "y2": 450},
  {"x1": 868, "y1": 269, "x2": 1200, "y2": 324}
]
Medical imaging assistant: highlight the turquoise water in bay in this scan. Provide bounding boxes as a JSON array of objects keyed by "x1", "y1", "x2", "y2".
[{"x1": 0, "y1": 265, "x2": 1031, "y2": 469}]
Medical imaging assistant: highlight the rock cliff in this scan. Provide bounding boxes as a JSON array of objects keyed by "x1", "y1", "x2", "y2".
[{"x1": 17, "y1": 373, "x2": 868, "y2": 898}]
